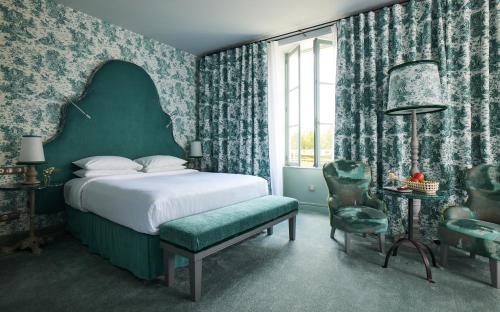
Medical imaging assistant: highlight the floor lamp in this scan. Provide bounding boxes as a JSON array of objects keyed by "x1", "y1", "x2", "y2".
[
  {"x1": 385, "y1": 60, "x2": 447, "y2": 177},
  {"x1": 385, "y1": 60, "x2": 447, "y2": 232}
]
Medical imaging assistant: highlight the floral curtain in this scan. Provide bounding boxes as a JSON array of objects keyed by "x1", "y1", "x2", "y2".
[
  {"x1": 335, "y1": 0, "x2": 499, "y2": 240},
  {"x1": 198, "y1": 42, "x2": 270, "y2": 182}
]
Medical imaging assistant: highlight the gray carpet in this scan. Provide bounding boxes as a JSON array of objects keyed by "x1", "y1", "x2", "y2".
[{"x1": 0, "y1": 209, "x2": 498, "y2": 312}]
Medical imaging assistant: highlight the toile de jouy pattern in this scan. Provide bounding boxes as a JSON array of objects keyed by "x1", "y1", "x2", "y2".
[
  {"x1": 198, "y1": 43, "x2": 270, "y2": 183},
  {"x1": 0, "y1": 0, "x2": 197, "y2": 236},
  {"x1": 386, "y1": 61, "x2": 443, "y2": 110},
  {"x1": 335, "y1": 0, "x2": 499, "y2": 240}
]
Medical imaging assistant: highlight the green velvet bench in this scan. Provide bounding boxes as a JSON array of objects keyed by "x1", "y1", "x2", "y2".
[{"x1": 159, "y1": 195, "x2": 299, "y2": 301}]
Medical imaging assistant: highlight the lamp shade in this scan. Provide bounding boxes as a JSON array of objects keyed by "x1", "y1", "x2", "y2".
[
  {"x1": 385, "y1": 60, "x2": 446, "y2": 115},
  {"x1": 189, "y1": 141, "x2": 202, "y2": 157},
  {"x1": 18, "y1": 135, "x2": 45, "y2": 164}
]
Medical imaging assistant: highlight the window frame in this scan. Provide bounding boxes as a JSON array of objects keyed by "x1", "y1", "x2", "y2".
[
  {"x1": 285, "y1": 45, "x2": 301, "y2": 166},
  {"x1": 285, "y1": 38, "x2": 335, "y2": 168}
]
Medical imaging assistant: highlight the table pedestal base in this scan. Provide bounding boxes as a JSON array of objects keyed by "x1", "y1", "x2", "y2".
[
  {"x1": 1, "y1": 234, "x2": 43, "y2": 255},
  {"x1": 383, "y1": 237, "x2": 437, "y2": 283}
]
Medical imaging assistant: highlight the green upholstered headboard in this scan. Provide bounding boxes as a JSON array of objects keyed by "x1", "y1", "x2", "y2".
[{"x1": 38, "y1": 60, "x2": 186, "y2": 213}]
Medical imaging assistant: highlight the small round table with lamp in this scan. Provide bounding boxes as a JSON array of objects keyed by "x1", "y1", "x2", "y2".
[
  {"x1": 379, "y1": 188, "x2": 449, "y2": 283},
  {"x1": 382, "y1": 60, "x2": 448, "y2": 282}
]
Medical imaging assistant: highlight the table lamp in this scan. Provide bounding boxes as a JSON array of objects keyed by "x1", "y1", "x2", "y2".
[
  {"x1": 385, "y1": 60, "x2": 447, "y2": 176},
  {"x1": 189, "y1": 141, "x2": 202, "y2": 158},
  {"x1": 18, "y1": 135, "x2": 46, "y2": 185},
  {"x1": 188, "y1": 141, "x2": 202, "y2": 170}
]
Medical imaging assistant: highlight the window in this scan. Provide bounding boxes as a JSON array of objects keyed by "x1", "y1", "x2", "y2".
[{"x1": 285, "y1": 37, "x2": 336, "y2": 167}]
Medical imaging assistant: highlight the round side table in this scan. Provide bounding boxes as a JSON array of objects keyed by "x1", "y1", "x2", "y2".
[{"x1": 379, "y1": 188, "x2": 449, "y2": 283}]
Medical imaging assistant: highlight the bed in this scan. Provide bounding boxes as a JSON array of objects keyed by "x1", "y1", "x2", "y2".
[{"x1": 40, "y1": 60, "x2": 268, "y2": 279}]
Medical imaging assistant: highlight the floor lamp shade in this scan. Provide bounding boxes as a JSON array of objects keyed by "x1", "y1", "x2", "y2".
[
  {"x1": 18, "y1": 135, "x2": 45, "y2": 164},
  {"x1": 384, "y1": 60, "x2": 447, "y2": 178},
  {"x1": 189, "y1": 141, "x2": 202, "y2": 157},
  {"x1": 385, "y1": 60, "x2": 446, "y2": 115}
]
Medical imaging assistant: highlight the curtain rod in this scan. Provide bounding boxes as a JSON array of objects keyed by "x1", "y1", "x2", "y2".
[{"x1": 201, "y1": 0, "x2": 409, "y2": 57}]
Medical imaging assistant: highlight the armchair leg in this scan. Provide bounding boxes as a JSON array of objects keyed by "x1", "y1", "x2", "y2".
[
  {"x1": 267, "y1": 226, "x2": 273, "y2": 236},
  {"x1": 440, "y1": 243, "x2": 449, "y2": 267},
  {"x1": 330, "y1": 227, "x2": 336, "y2": 239},
  {"x1": 490, "y1": 259, "x2": 499, "y2": 288},
  {"x1": 378, "y1": 233, "x2": 386, "y2": 255},
  {"x1": 344, "y1": 232, "x2": 351, "y2": 255}
]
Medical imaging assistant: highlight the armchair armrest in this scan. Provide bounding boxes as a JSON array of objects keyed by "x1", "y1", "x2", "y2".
[
  {"x1": 328, "y1": 194, "x2": 342, "y2": 210},
  {"x1": 363, "y1": 193, "x2": 387, "y2": 213},
  {"x1": 441, "y1": 206, "x2": 477, "y2": 222}
]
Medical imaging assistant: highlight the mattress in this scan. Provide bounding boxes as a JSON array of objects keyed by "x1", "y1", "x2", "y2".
[{"x1": 64, "y1": 170, "x2": 269, "y2": 234}]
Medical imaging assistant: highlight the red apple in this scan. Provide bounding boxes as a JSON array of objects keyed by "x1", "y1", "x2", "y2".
[{"x1": 412, "y1": 172, "x2": 425, "y2": 182}]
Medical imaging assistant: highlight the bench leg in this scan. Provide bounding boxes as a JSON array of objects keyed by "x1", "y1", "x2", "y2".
[
  {"x1": 288, "y1": 216, "x2": 296, "y2": 241},
  {"x1": 163, "y1": 249, "x2": 175, "y2": 287},
  {"x1": 190, "y1": 259, "x2": 202, "y2": 301},
  {"x1": 490, "y1": 259, "x2": 499, "y2": 288},
  {"x1": 440, "y1": 243, "x2": 449, "y2": 267},
  {"x1": 345, "y1": 232, "x2": 351, "y2": 255},
  {"x1": 267, "y1": 226, "x2": 273, "y2": 236},
  {"x1": 378, "y1": 233, "x2": 386, "y2": 255}
]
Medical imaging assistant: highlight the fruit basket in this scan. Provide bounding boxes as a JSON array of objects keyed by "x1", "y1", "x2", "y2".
[{"x1": 404, "y1": 180, "x2": 439, "y2": 194}]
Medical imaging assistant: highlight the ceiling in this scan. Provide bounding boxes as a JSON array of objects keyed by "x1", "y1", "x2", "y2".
[{"x1": 56, "y1": 0, "x2": 400, "y2": 55}]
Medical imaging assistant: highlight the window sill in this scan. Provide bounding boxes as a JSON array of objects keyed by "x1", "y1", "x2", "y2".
[{"x1": 284, "y1": 165, "x2": 323, "y2": 170}]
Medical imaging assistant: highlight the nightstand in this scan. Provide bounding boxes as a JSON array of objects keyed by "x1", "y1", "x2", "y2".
[{"x1": 0, "y1": 183, "x2": 62, "y2": 254}]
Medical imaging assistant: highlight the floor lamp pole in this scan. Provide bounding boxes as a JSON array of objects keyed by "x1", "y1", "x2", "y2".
[
  {"x1": 410, "y1": 109, "x2": 421, "y2": 231},
  {"x1": 410, "y1": 109, "x2": 419, "y2": 175}
]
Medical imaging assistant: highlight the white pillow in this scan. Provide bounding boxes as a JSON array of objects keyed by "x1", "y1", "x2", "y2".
[
  {"x1": 73, "y1": 156, "x2": 143, "y2": 170},
  {"x1": 73, "y1": 169, "x2": 141, "y2": 178},
  {"x1": 134, "y1": 155, "x2": 186, "y2": 170},
  {"x1": 142, "y1": 165, "x2": 187, "y2": 173}
]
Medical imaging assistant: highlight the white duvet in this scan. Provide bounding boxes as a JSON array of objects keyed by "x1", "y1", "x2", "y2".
[{"x1": 64, "y1": 170, "x2": 269, "y2": 234}]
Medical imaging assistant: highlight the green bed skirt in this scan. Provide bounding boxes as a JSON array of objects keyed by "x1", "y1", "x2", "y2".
[{"x1": 66, "y1": 207, "x2": 187, "y2": 280}]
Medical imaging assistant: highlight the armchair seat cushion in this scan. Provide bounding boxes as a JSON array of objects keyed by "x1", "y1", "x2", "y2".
[
  {"x1": 332, "y1": 206, "x2": 388, "y2": 234},
  {"x1": 439, "y1": 219, "x2": 500, "y2": 260}
]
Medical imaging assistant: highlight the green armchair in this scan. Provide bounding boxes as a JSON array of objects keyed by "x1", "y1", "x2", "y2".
[
  {"x1": 323, "y1": 160, "x2": 388, "y2": 255},
  {"x1": 439, "y1": 164, "x2": 500, "y2": 288}
]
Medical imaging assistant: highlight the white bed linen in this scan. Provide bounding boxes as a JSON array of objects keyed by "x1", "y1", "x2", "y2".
[{"x1": 64, "y1": 170, "x2": 269, "y2": 234}]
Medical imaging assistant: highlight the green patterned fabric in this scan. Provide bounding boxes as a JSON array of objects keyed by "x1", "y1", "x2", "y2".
[
  {"x1": 333, "y1": 206, "x2": 388, "y2": 234},
  {"x1": 198, "y1": 43, "x2": 270, "y2": 182},
  {"x1": 335, "y1": 0, "x2": 499, "y2": 240},
  {"x1": 66, "y1": 207, "x2": 187, "y2": 280},
  {"x1": 0, "y1": 0, "x2": 197, "y2": 238},
  {"x1": 159, "y1": 196, "x2": 298, "y2": 252},
  {"x1": 442, "y1": 206, "x2": 477, "y2": 221},
  {"x1": 443, "y1": 219, "x2": 500, "y2": 242},
  {"x1": 323, "y1": 160, "x2": 388, "y2": 234},
  {"x1": 439, "y1": 164, "x2": 500, "y2": 260}
]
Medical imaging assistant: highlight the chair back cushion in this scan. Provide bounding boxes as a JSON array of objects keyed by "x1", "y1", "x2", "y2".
[
  {"x1": 323, "y1": 160, "x2": 371, "y2": 209},
  {"x1": 466, "y1": 164, "x2": 500, "y2": 224}
]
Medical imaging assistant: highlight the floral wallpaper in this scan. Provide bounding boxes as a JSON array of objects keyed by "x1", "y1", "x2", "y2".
[
  {"x1": 0, "y1": 0, "x2": 197, "y2": 237},
  {"x1": 335, "y1": 0, "x2": 499, "y2": 240}
]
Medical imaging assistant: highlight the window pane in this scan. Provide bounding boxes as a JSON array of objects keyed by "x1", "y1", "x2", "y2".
[
  {"x1": 319, "y1": 84, "x2": 334, "y2": 124},
  {"x1": 300, "y1": 49, "x2": 314, "y2": 167},
  {"x1": 288, "y1": 51, "x2": 299, "y2": 90},
  {"x1": 319, "y1": 45, "x2": 334, "y2": 83},
  {"x1": 288, "y1": 88, "x2": 299, "y2": 126},
  {"x1": 319, "y1": 124, "x2": 334, "y2": 164},
  {"x1": 288, "y1": 126, "x2": 299, "y2": 164}
]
